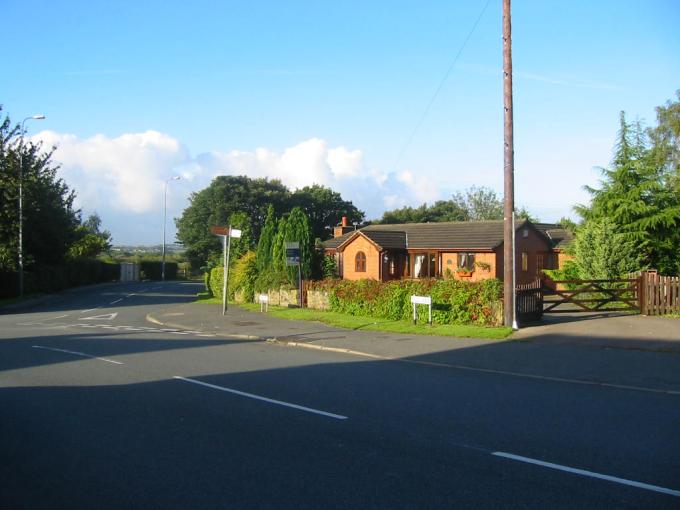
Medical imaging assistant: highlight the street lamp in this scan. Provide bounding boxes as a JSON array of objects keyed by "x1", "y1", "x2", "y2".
[
  {"x1": 18, "y1": 114, "x2": 46, "y2": 297},
  {"x1": 162, "y1": 175, "x2": 181, "y2": 281}
]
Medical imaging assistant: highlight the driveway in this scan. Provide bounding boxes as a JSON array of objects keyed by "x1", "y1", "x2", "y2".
[{"x1": 513, "y1": 313, "x2": 680, "y2": 352}]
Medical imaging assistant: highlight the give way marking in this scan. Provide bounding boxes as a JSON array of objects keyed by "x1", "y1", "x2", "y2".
[
  {"x1": 32, "y1": 345, "x2": 124, "y2": 365},
  {"x1": 82, "y1": 312, "x2": 118, "y2": 321}
]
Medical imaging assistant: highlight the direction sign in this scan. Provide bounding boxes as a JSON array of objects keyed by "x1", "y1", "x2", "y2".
[
  {"x1": 210, "y1": 226, "x2": 229, "y2": 236},
  {"x1": 285, "y1": 242, "x2": 300, "y2": 266}
]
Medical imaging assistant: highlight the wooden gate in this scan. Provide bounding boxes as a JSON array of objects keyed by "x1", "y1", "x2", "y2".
[
  {"x1": 541, "y1": 278, "x2": 639, "y2": 314},
  {"x1": 516, "y1": 279, "x2": 543, "y2": 324}
]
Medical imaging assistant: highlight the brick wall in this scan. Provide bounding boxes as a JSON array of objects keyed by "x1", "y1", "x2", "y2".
[
  {"x1": 342, "y1": 235, "x2": 380, "y2": 281},
  {"x1": 441, "y1": 252, "x2": 496, "y2": 282}
]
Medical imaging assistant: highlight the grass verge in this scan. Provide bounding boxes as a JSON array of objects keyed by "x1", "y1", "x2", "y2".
[{"x1": 238, "y1": 303, "x2": 512, "y2": 340}]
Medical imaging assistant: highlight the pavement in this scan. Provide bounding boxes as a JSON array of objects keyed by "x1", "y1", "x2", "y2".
[{"x1": 147, "y1": 298, "x2": 680, "y2": 395}]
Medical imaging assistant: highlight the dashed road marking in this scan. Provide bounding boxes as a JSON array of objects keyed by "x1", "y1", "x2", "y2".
[
  {"x1": 493, "y1": 451, "x2": 680, "y2": 498},
  {"x1": 173, "y1": 376, "x2": 348, "y2": 420}
]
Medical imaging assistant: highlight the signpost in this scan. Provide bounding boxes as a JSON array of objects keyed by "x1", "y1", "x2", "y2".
[
  {"x1": 285, "y1": 242, "x2": 302, "y2": 307},
  {"x1": 258, "y1": 294, "x2": 269, "y2": 312},
  {"x1": 211, "y1": 225, "x2": 242, "y2": 315},
  {"x1": 410, "y1": 295, "x2": 432, "y2": 325}
]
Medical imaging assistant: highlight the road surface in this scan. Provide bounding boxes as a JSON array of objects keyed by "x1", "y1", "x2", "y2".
[{"x1": 1, "y1": 281, "x2": 678, "y2": 509}]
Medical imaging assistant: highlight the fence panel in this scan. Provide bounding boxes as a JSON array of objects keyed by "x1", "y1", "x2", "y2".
[{"x1": 642, "y1": 273, "x2": 680, "y2": 315}]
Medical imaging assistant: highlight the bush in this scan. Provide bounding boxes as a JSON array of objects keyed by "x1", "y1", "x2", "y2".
[
  {"x1": 210, "y1": 266, "x2": 224, "y2": 301},
  {"x1": 204, "y1": 271, "x2": 212, "y2": 295},
  {"x1": 322, "y1": 278, "x2": 502, "y2": 326},
  {"x1": 231, "y1": 251, "x2": 258, "y2": 302}
]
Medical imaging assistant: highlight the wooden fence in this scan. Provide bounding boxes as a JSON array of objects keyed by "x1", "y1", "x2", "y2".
[{"x1": 640, "y1": 272, "x2": 680, "y2": 315}]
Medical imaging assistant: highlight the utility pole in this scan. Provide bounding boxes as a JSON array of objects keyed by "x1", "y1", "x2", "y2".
[{"x1": 503, "y1": 0, "x2": 516, "y2": 328}]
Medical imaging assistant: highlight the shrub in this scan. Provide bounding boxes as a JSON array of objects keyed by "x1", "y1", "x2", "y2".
[
  {"x1": 140, "y1": 261, "x2": 178, "y2": 280},
  {"x1": 210, "y1": 266, "x2": 224, "y2": 301},
  {"x1": 231, "y1": 251, "x2": 258, "y2": 302}
]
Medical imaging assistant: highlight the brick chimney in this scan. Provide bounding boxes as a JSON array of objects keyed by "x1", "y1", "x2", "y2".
[{"x1": 333, "y1": 216, "x2": 355, "y2": 237}]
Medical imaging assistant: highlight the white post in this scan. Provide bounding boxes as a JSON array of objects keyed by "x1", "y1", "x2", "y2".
[
  {"x1": 222, "y1": 234, "x2": 228, "y2": 315},
  {"x1": 162, "y1": 180, "x2": 167, "y2": 281}
]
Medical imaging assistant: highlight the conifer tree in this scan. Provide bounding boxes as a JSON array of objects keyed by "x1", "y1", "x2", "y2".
[{"x1": 256, "y1": 205, "x2": 276, "y2": 272}]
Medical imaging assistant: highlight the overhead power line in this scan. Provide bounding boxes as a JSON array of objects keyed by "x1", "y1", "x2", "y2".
[{"x1": 392, "y1": 0, "x2": 492, "y2": 172}]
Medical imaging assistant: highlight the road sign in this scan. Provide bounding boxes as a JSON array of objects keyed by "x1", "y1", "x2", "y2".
[
  {"x1": 410, "y1": 295, "x2": 432, "y2": 325},
  {"x1": 210, "y1": 226, "x2": 229, "y2": 236},
  {"x1": 285, "y1": 242, "x2": 300, "y2": 266},
  {"x1": 210, "y1": 226, "x2": 242, "y2": 238}
]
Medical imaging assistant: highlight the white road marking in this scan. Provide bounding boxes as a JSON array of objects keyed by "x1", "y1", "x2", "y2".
[
  {"x1": 173, "y1": 376, "x2": 348, "y2": 420},
  {"x1": 81, "y1": 308, "x2": 99, "y2": 313},
  {"x1": 492, "y1": 451, "x2": 680, "y2": 498},
  {"x1": 32, "y1": 345, "x2": 124, "y2": 365},
  {"x1": 82, "y1": 313, "x2": 118, "y2": 321},
  {"x1": 126, "y1": 294, "x2": 135, "y2": 298},
  {"x1": 109, "y1": 298, "x2": 123, "y2": 305}
]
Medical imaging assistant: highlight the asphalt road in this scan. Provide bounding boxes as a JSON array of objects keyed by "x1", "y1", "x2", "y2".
[{"x1": 1, "y1": 281, "x2": 679, "y2": 509}]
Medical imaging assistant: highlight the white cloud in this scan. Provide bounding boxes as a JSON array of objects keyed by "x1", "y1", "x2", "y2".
[{"x1": 35, "y1": 130, "x2": 189, "y2": 214}]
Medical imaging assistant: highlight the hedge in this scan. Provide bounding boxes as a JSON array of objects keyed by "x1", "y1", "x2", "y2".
[
  {"x1": 311, "y1": 278, "x2": 503, "y2": 326},
  {"x1": 140, "y1": 261, "x2": 177, "y2": 280},
  {"x1": 1, "y1": 260, "x2": 120, "y2": 298}
]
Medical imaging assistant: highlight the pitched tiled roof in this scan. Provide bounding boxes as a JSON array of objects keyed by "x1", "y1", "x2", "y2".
[
  {"x1": 360, "y1": 230, "x2": 407, "y2": 250},
  {"x1": 534, "y1": 223, "x2": 574, "y2": 249},
  {"x1": 322, "y1": 220, "x2": 569, "y2": 252}
]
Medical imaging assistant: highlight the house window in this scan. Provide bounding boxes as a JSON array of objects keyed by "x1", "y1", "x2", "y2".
[
  {"x1": 355, "y1": 251, "x2": 366, "y2": 272},
  {"x1": 457, "y1": 252, "x2": 475, "y2": 271},
  {"x1": 412, "y1": 252, "x2": 437, "y2": 278},
  {"x1": 521, "y1": 252, "x2": 528, "y2": 272}
]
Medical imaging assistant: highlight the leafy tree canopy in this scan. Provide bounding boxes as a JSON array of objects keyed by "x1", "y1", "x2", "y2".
[
  {"x1": 575, "y1": 92, "x2": 680, "y2": 274},
  {"x1": 0, "y1": 106, "x2": 82, "y2": 271},
  {"x1": 176, "y1": 176, "x2": 364, "y2": 269},
  {"x1": 377, "y1": 186, "x2": 536, "y2": 224}
]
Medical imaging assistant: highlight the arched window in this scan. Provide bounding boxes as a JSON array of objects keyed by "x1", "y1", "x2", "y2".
[{"x1": 355, "y1": 251, "x2": 366, "y2": 272}]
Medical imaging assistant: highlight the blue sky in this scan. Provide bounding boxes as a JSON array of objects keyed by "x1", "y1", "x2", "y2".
[{"x1": 4, "y1": 0, "x2": 679, "y2": 244}]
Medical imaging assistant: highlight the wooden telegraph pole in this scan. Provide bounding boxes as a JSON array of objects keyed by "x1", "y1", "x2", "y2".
[{"x1": 503, "y1": 0, "x2": 516, "y2": 328}]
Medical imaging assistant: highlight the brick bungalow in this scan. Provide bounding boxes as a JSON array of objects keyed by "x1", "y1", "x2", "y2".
[{"x1": 323, "y1": 218, "x2": 573, "y2": 285}]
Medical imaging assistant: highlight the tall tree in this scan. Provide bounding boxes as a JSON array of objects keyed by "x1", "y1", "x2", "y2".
[
  {"x1": 68, "y1": 213, "x2": 113, "y2": 259},
  {"x1": 377, "y1": 186, "x2": 535, "y2": 224},
  {"x1": 281, "y1": 207, "x2": 313, "y2": 281},
  {"x1": 175, "y1": 175, "x2": 289, "y2": 268},
  {"x1": 0, "y1": 107, "x2": 80, "y2": 272},
  {"x1": 256, "y1": 204, "x2": 276, "y2": 272},
  {"x1": 451, "y1": 186, "x2": 503, "y2": 221},
  {"x1": 271, "y1": 216, "x2": 288, "y2": 274},
  {"x1": 290, "y1": 184, "x2": 364, "y2": 240},
  {"x1": 576, "y1": 105, "x2": 680, "y2": 274}
]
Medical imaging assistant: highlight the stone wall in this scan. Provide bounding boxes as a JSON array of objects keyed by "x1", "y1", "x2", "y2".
[
  {"x1": 307, "y1": 290, "x2": 331, "y2": 310},
  {"x1": 265, "y1": 288, "x2": 299, "y2": 307}
]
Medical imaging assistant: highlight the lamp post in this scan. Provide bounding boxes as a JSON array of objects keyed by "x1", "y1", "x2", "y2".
[
  {"x1": 18, "y1": 114, "x2": 46, "y2": 297},
  {"x1": 162, "y1": 176, "x2": 181, "y2": 281}
]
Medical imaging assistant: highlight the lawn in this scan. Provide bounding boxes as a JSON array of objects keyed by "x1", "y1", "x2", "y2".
[{"x1": 237, "y1": 302, "x2": 512, "y2": 340}]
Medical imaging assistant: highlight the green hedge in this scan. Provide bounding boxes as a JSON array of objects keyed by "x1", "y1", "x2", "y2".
[
  {"x1": 140, "y1": 261, "x2": 177, "y2": 280},
  {"x1": 0, "y1": 260, "x2": 120, "y2": 298},
  {"x1": 312, "y1": 278, "x2": 503, "y2": 326}
]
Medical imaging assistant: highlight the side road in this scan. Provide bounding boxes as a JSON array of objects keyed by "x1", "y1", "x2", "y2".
[{"x1": 148, "y1": 301, "x2": 680, "y2": 395}]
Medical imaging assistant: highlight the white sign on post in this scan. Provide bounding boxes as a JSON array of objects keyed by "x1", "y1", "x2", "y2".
[
  {"x1": 410, "y1": 295, "x2": 432, "y2": 325},
  {"x1": 230, "y1": 228, "x2": 242, "y2": 239},
  {"x1": 258, "y1": 294, "x2": 269, "y2": 312}
]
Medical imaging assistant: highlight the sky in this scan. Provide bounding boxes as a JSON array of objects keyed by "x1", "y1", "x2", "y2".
[{"x1": 3, "y1": 0, "x2": 679, "y2": 245}]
